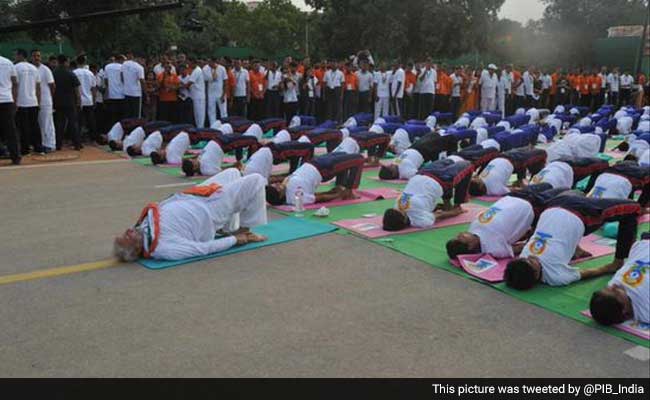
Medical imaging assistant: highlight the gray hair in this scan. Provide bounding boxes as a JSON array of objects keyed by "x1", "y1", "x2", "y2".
[{"x1": 113, "y1": 230, "x2": 143, "y2": 262}]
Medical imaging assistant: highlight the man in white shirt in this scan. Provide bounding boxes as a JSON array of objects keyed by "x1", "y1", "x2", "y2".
[
  {"x1": 14, "y1": 48, "x2": 42, "y2": 155},
  {"x1": 0, "y1": 53, "x2": 20, "y2": 164},
  {"x1": 522, "y1": 65, "x2": 535, "y2": 108},
  {"x1": 619, "y1": 71, "x2": 634, "y2": 106},
  {"x1": 31, "y1": 49, "x2": 55, "y2": 152},
  {"x1": 479, "y1": 64, "x2": 498, "y2": 112},
  {"x1": 417, "y1": 58, "x2": 437, "y2": 119},
  {"x1": 585, "y1": 161, "x2": 650, "y2": 210},
  {"x1": 204, "y1": 57, "x2": 228, "y2": 126},
  {"x1": 446, "y1": 185, "x2": 569, "y2": 259},
  {"x1": 468, "y1": 149, "x2": 549, "y2": 197},
  {"x1": 379, "y1": 133, "x2": 458, "y2": 180},
  {"x1": 122, "y1": 52, "x2": 145, "y2": 118},
  {"x1": 265, "y1": 61, "x2": 282, "y2": 118},
  {"x1": 390, "y1": 61, "x2": 405, "y2": 117},
  {"x1": 356, "y1": 62, "x2": 373, "y2": 114},
  {"x1": 590, "y1": 235, "x2": 650, "y2": 326},
  {"x1": 450, "y1": 66, "x2": 463, "y2": 118},
  {"x1": 373, "y1": 63, "x2": 390, "y2": 120},
  {"x1": 231, "y1": 59, "x2": 249, "y2": 119},
  {"x1": 113, "y1": 170, "x2": 268, "y2": 262},
  {"x1": 505, "y1": 195, "x2": 640, "y2": 290},
  {"x1": 607, "y1": 68, "x2": 621, "y2": 106},
  {"x1": 324, "y1": 61, "x2": 344, "y2": 122},
  {"x1": 104, "y1": 54, "x2": 125, "y2": 126},
  {"x1": 185, "y1": 58, "x2": 207, "y2": 127},
  {"x1": 265, "y1": 152, "x2": 365, "y2": 206},
  {"x1": 74, "y1": 55, "x2": 98, "y2": 142},
  {"x1": 282, "y1": 63, "x2": 300, "y2": 124}
]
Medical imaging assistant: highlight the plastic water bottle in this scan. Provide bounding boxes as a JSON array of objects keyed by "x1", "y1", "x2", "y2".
[{"x1": 294, "y1": 186, "x2": 305, "y2": 217}]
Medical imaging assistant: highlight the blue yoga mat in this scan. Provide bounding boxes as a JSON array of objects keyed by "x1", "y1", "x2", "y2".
[{"x1": 138, "y1": 217, "x2": 337, "y2": 270}]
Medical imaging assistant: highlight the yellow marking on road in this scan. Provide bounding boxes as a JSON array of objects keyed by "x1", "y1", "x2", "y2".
[{"x1": 0, "y1": 259, "x2": 121, "y2": 286}]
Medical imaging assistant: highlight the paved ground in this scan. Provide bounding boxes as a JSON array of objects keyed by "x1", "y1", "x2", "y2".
[{"x1": 0, "y1": 155, "x2": 648, "y2": 377}]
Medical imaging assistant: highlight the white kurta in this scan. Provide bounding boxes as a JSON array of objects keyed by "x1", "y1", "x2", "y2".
[
  {"x1": 123, "y1": 127, "x2": 146, "y2": 151},
  {"x1": 199, "y1": 141, "x2": 225, "y2": 177},
  {"x1": 142, "y1": 131, "x2": 163, "y2": 156},
  {"x1": 165, "y1": 132, "x2": 191, "y2": 165},
  {"x1": 244, "y1": 147, "x2": 273, "y2": 182}
]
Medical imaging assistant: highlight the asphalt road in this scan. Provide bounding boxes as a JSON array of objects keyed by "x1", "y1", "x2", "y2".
[{"x1": 0, "y1": 158, "x2": 647, "y2": 377}]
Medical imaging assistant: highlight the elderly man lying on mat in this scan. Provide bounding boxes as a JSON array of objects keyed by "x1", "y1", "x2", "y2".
[{"x1": 113, "y1": 169, "x2": 268, "y2": 262}]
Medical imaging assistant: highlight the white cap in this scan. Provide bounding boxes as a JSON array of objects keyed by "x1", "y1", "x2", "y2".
[{"x1": 488, "y1": 64, "x2": 497, "y2": 70}]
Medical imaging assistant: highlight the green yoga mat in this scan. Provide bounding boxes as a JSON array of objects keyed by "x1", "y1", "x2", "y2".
[
  {"x1": 371, "y1": 224, "x2": 649, "y2": 347},
  {"x1": 138, "y1": 217, "x2": 337, "y2": 270}
]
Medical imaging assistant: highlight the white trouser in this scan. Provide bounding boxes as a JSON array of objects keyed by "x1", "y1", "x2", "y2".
[
  {"x1": 374, "y1": 97, "x2": 390, "y2": 120},
  {"x1": 202, "y1": 170, "x2": 267, "y2": 231},
  {"x1": 481, "y1": 96, "x2": 495, "y2": 112},
  {"x1": 38, "y1": 105, "x2": 56, "y2": 149},
  {"x1": 193, "y1": 98, "x2": 206, "y2": 128},
  {"x1": 207, "y1": 93, "x2": 228, "y2": 126}
]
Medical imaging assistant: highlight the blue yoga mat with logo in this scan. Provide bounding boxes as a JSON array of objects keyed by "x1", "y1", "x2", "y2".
[{"x1": 138, "y1": 217, "x2": 337, "y2": 270}]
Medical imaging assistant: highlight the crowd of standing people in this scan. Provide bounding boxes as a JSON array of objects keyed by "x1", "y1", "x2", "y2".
[{"x1": 0, "y1": 48, "x2": 647, "y2": 165}]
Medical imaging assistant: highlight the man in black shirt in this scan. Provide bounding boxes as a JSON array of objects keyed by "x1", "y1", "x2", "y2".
[{"x1": 53, "y1": 54, "x2": 81, "y2": 150}]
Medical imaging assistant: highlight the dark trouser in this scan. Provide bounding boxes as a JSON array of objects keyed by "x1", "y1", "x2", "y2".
[
  {"x1": 304, "y1": 98, "x2": 316, "y2": 117},
  {"x1": 526, "y1": 95, "x2": 538, "y2": 109},
  {"x1": 541, "y1": 89, "x2": 550, "y2": 109},
  {"x1": 504, "y1": 148, "x2": 547, "y2": 181},
  {"x1": 267, "y1": 141, "x2": 315, "y2": 173},
  {"x1": 412, "y1": 93, "x2": 420, "y2": 120},
  {"x1": 124, "y1": 96, "x2": 142, "y2": 118},
  {"x1": 419, "y1": 159, "x2": 474, "y2": 205},
  {"x1": 343, "y1": 90, "x2": 358, "y2": 119},
  {"x1": 505, "y1": 93, "x2": 514, "y2": 116},
  {"x1": 437, "y1": 95, "x2": 449, "y2": 112},
  {"x1": 95, "y1": 102, "x2": 108, "y2": 135},
  {"x1": 215, "y1": 134, "x2": 260, "y2": 162},
  {"x1": 309, "y1": 152, "x2": 365, "y2": 189},
  {"x1": 283, "y1": 101, "x2": 299, "y2": 124},
  {"x1": 0, "y1": 102, "x2": 20, "y2": 162},
  {"x1": 106, "y1": 99, "x2": 125, "y2": 126},
  {"x1": 178, "y1": 99, "x2": 194, "y2": 125},
  {"x1": 418, "y1": 93, "x2": 434, "y2": 120},
  {"x1": 307, "y1": 129, "x2": 343, "y2": 153},
  {"x1": 326, "y1": 87, "x2": 342, "y2": 122},
  {"x1": 545, "y1": 196, "x2": 640, "y2": 259},
  {"x1": 158, "y1": 101, "x2": 178, "y2": 124},
  {"x1": 509, "y1": 183, "x2": 568, "y2": 220},
  {"x1": 350, "y1": 132, "x2": 391, "y2": 157},
  {"x1": 563, "y1": 157, "x2": 610, "y2": 188},
  {"x1": 450, "y1": 96, "x2": 461, "y2": 118},
  {"x1": 265, "y1": 90, "x2": 281, "y2": 118},
  {"x1": 411, "y1": 132, "x2": 453, "y2": 162},
  {"x1": 609, "y1": 91, "x2": 619, "y2": 107},
  {"x1": 259, "y1": 118, "x2": 287, "y2": 133},
  {"x1": 232, "y1": 97, "x2": 248, "y2": 118},
  {"x1": 390, "y1": 97, "x2": 403, "y2": 117},
  {"x1": 514, "y1": 95, "x2": 525, "y2": 110},
  {"x1": 580, "y1": 94, "x2": 591, "y2": 108},
  {"x1": 358, "y1": 91, "x2": 371, "y2": 114},
  {"x1": 620, "y1": 89, "x2": 632, "y2": 106},
  {"x1": 250, "y1": 98, "x2": 265, "y2": 121},
  {"x1": 54, "y1": 106, "x2": 80, "y2": 149},
  {"x1": 79, "y1": 106, "x2": 97, "y2": 141},
  {"x1": 457, "y1": 145, "x2": 500, "y2": 171},
  {"x1": 16, "y1": 106, "x2": 42, "y2": 154}
]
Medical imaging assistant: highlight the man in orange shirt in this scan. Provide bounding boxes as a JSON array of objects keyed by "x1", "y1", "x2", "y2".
[
  {"x1": 342, "y1": 64, "x2": 359, "y2": 120},
  {"x1": 588, "y1": 69, "x2": 602, "y2": 111},
  {"x1": 550, "y1": 68, "x2": 560, "y2": 109},
  {"x1": 578, "y1": 70, "x2": 591, "y2": 108},
  {"x1": 404, "y1": 62, "x2": 417, "y2": 119},
  {"x1": 313, "y1": 61, "x2": 326, "y2": 121},
  {"x1": 156, "y1": 61, "x2": 180, "y2": 122},
  {"x1": 436, "y1": 66, "x2": 452, "y2": 113},
  {"x1": 512, "y1": 68, "x2": 525, "y2": 110},
  {"x1": 249, "y1": 60, "x2": 267, "y2": 120}
]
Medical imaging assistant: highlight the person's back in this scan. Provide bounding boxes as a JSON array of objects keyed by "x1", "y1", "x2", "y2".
[
  {"x1": 53, "y1": 66, "x2": 79, "y2": 109},
  {"x1": 105, "y1": 62, "x2": 124, "y2": 100},
  {"x1": 122, "y1": 59, "x2": 144, "y2": 98},
  {"x1": 74, "y1": 67, "x2": 95, "y2": 107}
]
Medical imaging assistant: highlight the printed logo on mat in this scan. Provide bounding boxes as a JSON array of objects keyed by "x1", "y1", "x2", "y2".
[
  {"x1": 480, "y1": 164, "x2": 494, "y2": 178},
  {"x1": 530, "y1": 169, "x2": 549, "y2": 184},
  {"x1": 397, "y1": 193, "x2": 412, "y2": 212},
  {"x1": 478, "y1": 206, "x2": 501, "y2": 224},
  {"x1": 622, "y1": 260, "x2": 650, "y2": 288},
  {"x1": 528, "y1": 231, "x2": 552, "y2": 255},
  {"x1": 588, "y1": 186, "x2": 606, "y2": 199},
  {"x1": 463, "y1": 258, "x2": 498, "y2": 273}
]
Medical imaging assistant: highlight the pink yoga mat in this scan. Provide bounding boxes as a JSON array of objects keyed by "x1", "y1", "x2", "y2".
[
  {"x1": 272, "y1": 187, "x2": 400, "y2": 212},
  {"x1": 473, "y1": 195, "x2": 503, "y2": 203},
  {"x1": 333, "y1": 203, "x2": 487, "y2": 239},
  {"x1": 449, "y1": 234, "x2": 616, "y2": 283},
  {"x1": 368, "y1": 176, "x2": 408, "y2": 185},
  {"x1": 581, "y1": 311, "x2": 650, "y2": 340},
  {"x1": 638, "y1": 214, "x2": 650, "y2": 224}
]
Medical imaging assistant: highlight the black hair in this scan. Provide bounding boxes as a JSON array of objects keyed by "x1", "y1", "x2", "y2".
[
  {"x1": 504, "y1": 259, "x2": 538, "y2": 290},
  {"x1": 150, "y1": 151, "x2": 164, "y2": 165},
  {"x1": 15, "y1": 48, "x2": 27, "y2": 58},
  {"x1": 182, "y1": 159, "x2": 196, "y2": 177},
  {"x1": 442, "y1": 135, "x2": 459, "y2": 153},
  {"x1": 590, "y1": 291, "x2": 626, "y2": 326},
  {"x1": 265, "y1": 185, "x2": 285, "y2": 205},
  {"x1": 382, "y1": 209, "x2": 410, "y2": 231},
  {"x1": 446, "y1": 239, "x2": 474, "y2": 259},
  {"x1": 378, "y1": 165, "x2": 398, "y2": 180},
  {"x1": 126, "y1": 146, "x2": 138, "y2": 157},
  {"x1": 57, "y1": 54, "x2": 68, "y2": 64},
  {"x1": 616, "y1": 142, "x2": 630, "y2": 152},
  {"x1": 108, "y1": 140, "x2": 119, "y2": 151},
  {"x1": 76, "y1": 54, "x2": 87, "y2": 65},
  {"x1": 623, "y1": 153, "x2": 638, "y2": 162},
  {"x1": 31, "y1": 48, "x2": 40, "y2": 54},
  {"x1": 468, "y1": 179, "x2": 486, "y2": 196},
  {"x1": 459, "y1": 139, "x2": 472, "y2": 149}
]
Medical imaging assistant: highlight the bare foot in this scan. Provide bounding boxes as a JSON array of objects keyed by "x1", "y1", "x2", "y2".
[
  {"x1": 247, "y1": 233, "x2": 267, "y2": 243},
  {"x1": 341, "y1": 188, "x2": 358, "y2": 200},
  {"x1": 572, "y1": 246, "x2": 593, "y2": 260}
]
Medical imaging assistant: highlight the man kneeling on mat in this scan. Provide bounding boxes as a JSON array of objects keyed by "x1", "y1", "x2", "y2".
[
  {"x1": 113, "y1": 169, "x2": 268, "y2": 262},
  {"x1": 382, "y1": 158, "x2": 473, "y2": 231},
  {"x1": 505, "y1": 195, "x2": 640, "y2": 290},
  {"x1": 265, "y1": 152, "x2": 365, "y2": 206},
  {"x1": 589, "y1": 234, "x2": 649, "y2": 326},
  {"x1": 446, "y1": 184, "x2": 571, "y2": 259}
]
